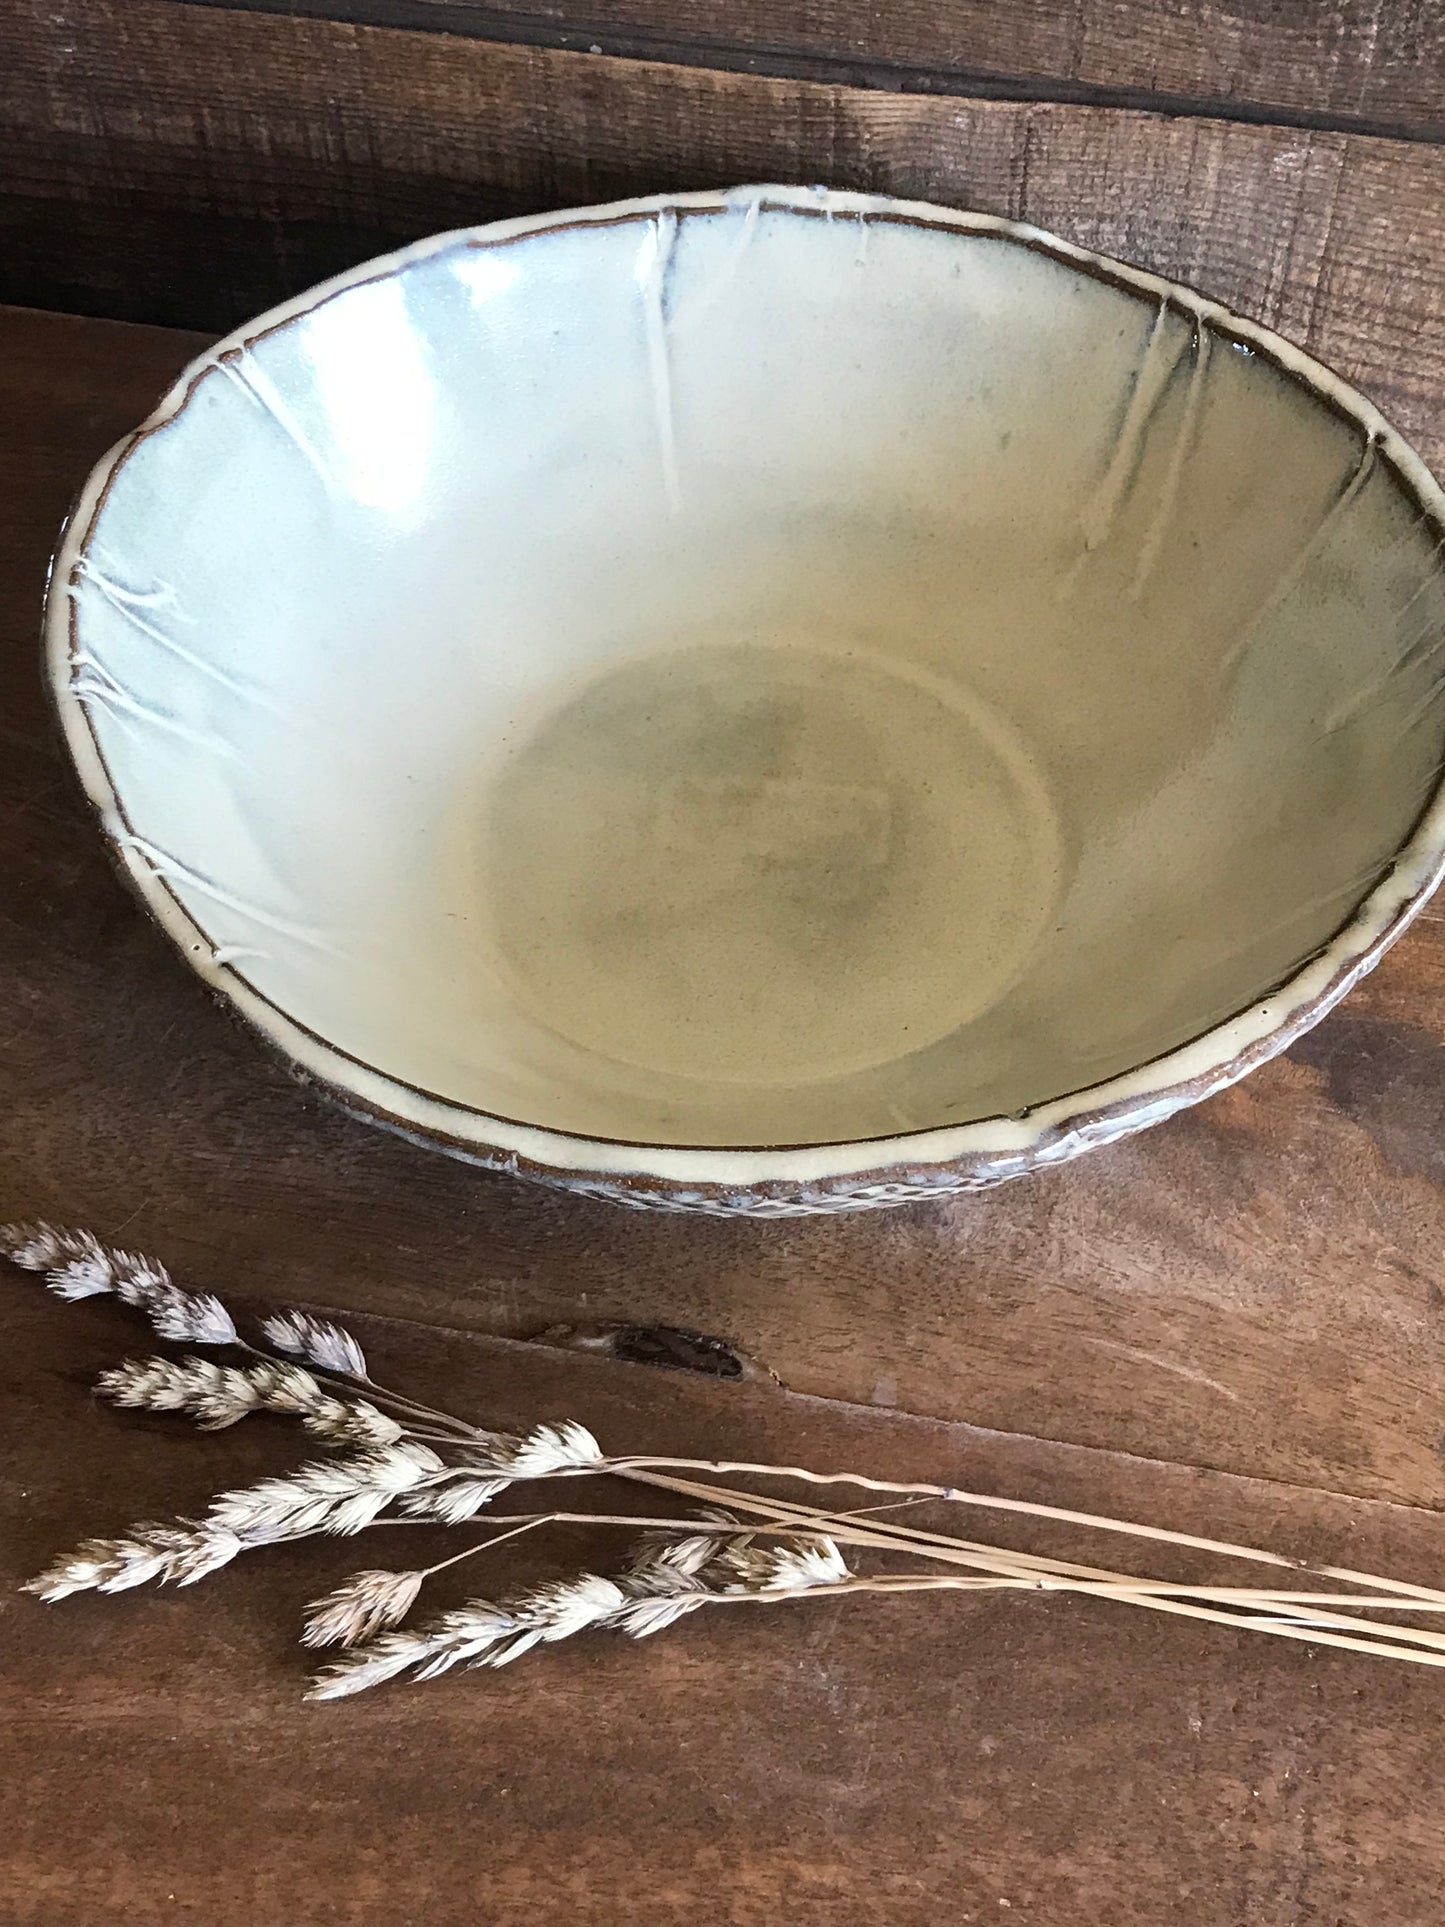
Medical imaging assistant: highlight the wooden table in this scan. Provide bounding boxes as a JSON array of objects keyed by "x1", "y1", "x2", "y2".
[{"x1": 3, "y1": 294, "x2": 1445, "y2": 1922}]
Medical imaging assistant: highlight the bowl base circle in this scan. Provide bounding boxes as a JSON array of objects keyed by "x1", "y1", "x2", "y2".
[{"x1": 478, "y1": 634, "x2": 1065, "y2": 1094}]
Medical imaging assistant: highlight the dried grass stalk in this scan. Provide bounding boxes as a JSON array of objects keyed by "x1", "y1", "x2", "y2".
[
  {"x1": 11, "y1": 1222, "x2": 1445, "y2": 1701},
  {"x1": 307, "y1": 1531, "x2": 850, "y2": 1698}
]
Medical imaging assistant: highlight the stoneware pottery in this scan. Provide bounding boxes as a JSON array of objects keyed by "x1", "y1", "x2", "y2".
[{"x1": 46, "y1": 186, "x2": 1445, "y2": 1214}]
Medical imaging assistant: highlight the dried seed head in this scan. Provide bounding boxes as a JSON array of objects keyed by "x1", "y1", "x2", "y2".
[
  {"x1": 261, "y1": 1310, "x2": 367, "y2": 1379},
  {"x1": 615, "y1": 1590, "x2": 713, "y2": 1638},
  {"x1": 2, "y1": 1224, "x2": 120, "y2": 1301},
  {"x1": 106, "y1": 1254, "x2": 171, "y2": 1308},
  {"x1": 209, "y1": 1441, "x2": 444, "y2": 1541},
  {"x1": 716, "y1": 1533, "x2": 850, "y2": 1592},
  {"x1": 49, "y1": 1247, "x2": 118, "y2": 1301},
  {"x1": 1, "y1": 1223, "x2": 238, "y2": 1343},
  {"x1": 306, "y1": 1628, "x2": 455, "y2": 1699},
  {"x1": 521, "y1": 1574, "x2": 627, "y2": 1640},
  {"x1": 237, "y1": 1361, "x2": 403, "y2": 1446},
  {"x1": 777, "y1": 1536, "x2": 850, "y2": 1587},
  {"x1": 437, "y1": 1586, "x2": 610, "y2": 1684},
  {"x1": 472, "y1": 1422, "x2": 603, "y2": 1478},
  {"x1": 630, "y1": 1532, "x2": 720, "y2": 1581},
  {"x1": 455, "y1": 1576, "x2": 642, "y2": 1672},
  {"x1": 301, "y1": 1398, "x2": 404, "y2": 1448},
  {"x1": 0, "y1": 1222, "x2": 76, "y2": 1271},
  {"x1": 24, "y1": 1522, "x2": 244, "y2": 1600},
  {"x1": 398, "y1": 1476, "x2": 510, "y2": 1525},
  {"x1": 93, "y1": 1356, "x2": 401, "y2": 1444},
  {"x1": 146, "y1": 1288, "x2": 237, "y2": 1346},
  {"x1": 306, "y1": 1579, "x2": 613, "y2": 1695},
  {"x1": 307, "y1": 1560, "x2": 712, "y2": 1698},
  {"x1": 302, "y1": 1569, "x2": 426, "y2": 1648},
  {"x1": 413, "y1": 1608, "x2": 528, "y2": 1678},
  {"x1": 246, "y1": 1360, "x2": 320, "y2": 1410},
  {"x1": 97, "y1": 1357, "x2": 263, "y2": 1430}
]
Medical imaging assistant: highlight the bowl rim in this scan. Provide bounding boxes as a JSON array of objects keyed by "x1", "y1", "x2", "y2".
[{"x1": 44, "y1": 183, "x2": 1445, "y2": 1203}]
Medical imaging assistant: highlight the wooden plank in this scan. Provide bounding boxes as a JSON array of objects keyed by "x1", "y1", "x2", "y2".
[
  {"x1": 2, "y1": 301, "x2": 1445, "y2": 1513},
  {"x1": 6, "y1": 1281, "x2": 1445, "y2": 1925},
  {"x1": 3, "y1": 3, "x2": 1445, "y2": 475},
  {"x1": 173, "y1": 0, "x2": 1445, "y2": 139}
]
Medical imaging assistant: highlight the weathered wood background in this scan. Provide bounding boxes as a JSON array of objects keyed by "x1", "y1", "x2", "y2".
[{"x1": 3, "y1": 5, "x2": 1445, "y2": 1922}]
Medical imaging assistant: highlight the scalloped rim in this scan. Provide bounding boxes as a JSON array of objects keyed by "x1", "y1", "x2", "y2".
[{"x1": 44, "y1": 184, "x2": 1445, "y2": 1201}]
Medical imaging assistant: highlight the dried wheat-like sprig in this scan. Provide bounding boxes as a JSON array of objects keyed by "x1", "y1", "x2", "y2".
[
  {"x1": 386, "y1": 1423, "x2": 605, "y2": 1523},
  {"x1": 261, "y1": 1309, "x2": 368, "y2": 1379},
  {"x1": 208, "y1": 1442, "x2": 446, "y2": 1539},
  {"x1": 302, "y1": 1568, "x2": 427, "y2": 1648},
  {"x1": 31, "y1": 1441, "x2": 451, "y2": 1600},
  {"x1": 99, "y1": 1357, "x2": 263, "y2": 1431},
  {"x1": 306, "y1": 1530, "x2": 850, "y2": 1698},
  {"x1": 14, "y1": 1223, "x2": 1445, "y2": 1699},
  {"x1": 251, "y1": 1365, "x2": 403, "y2": 1447},
  {"x1": 2, "y1": 1222, "x2": 235, "y2": 1343},
  {"x1": 480, "y1": 1421, "x2": 605, "y2": 1476},
  {"x1": 98, "y1": 1355, "x2": 403, "y2": 1445},
  {"x1": 397, "y1": 1476, "x2": 512, "y2": 1524},
  {"x1": 24, "y1": 1522, "x2": 245, "y2": 1599},
  {"x1": 5, "y1": 1222, "x2": 470, "y2": 1445},
  {"x1": 712, "y1": 1532, "x2": 851, "y2": 1591}
]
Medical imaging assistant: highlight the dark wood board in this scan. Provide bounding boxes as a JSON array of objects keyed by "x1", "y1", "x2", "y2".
[
  {"x1": 2, "y1": 301, "x2": 1445, "y2": 1525},
  {"x1": 40, "y1": 0, "x2": 1445, "y2": 136},
  {"x1": 1, "y1": 0, "x2": 1444, "y2": 392}
]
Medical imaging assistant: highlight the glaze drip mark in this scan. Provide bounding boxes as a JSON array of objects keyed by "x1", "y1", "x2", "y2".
[
  {"x1": 1076, "y1": 299, "x2": 1180, "y2": 561},
  {"x1": 76, "y1": 555, "x2": 185, "y2": 613},
  {"x1": 736, "y1": 189, "x2": 762, "y2": 259},
  {"x1": 1131, "y1": 316, "x2": 1210, "y2": 599},
  {"x1": 116, "y1": 834, "x2": 345, "y2": 958},
  {"x1": 1372, "y1": 537, "x2": 1445, "y2": 724},
  {"x1": 637, "y1": 210, "x2": 682, "y2": 513},
  {"x1": 1387, "y1": 659, "x2": 1445, "y2": 747},
  {"x1": 69, "y1": 655, "x2": 241, "y2": 762},
  {"x1": 70, "y1": 557, "x2": 280, "y2": 713},
  {"x1": 1324, "y1": 558, "x2": 1445, "y2": 742},
  {"x1": 211, "y1": 944, "x2": 273, "y2": 969},
  {"x1": 1390, "y1": 533, "x2": 1445, "y2": 630},
  {"x1": 212, "y1": 352, "x2": 336, "y2": 491},
  {"x1": 1226, "y1": 429, "x2": 1381, "y2": 682},
  {"x1": 671, "y1": 191, "x2": 762, "y2": 334}
]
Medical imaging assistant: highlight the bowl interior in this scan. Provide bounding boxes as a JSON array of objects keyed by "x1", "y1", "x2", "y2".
[{"x1": 62, "y1": 193, "x2": 1445, "y2": 1149}]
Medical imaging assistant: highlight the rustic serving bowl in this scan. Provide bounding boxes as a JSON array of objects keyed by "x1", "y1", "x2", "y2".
[{"x1": 47, "y1": 186, "x2": 1445, "y2": 1214}]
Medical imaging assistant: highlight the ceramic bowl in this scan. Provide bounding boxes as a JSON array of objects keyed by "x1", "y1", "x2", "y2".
[{"x1": 47, "y1": 187, "x2": 1445, "y2": 1214}]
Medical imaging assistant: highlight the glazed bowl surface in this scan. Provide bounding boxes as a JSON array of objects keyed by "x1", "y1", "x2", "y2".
[{"x1": 47, "y1": 186, "x2": 1445, "y2": 1213}]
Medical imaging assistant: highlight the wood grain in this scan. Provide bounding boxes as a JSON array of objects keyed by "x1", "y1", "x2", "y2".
[
  {"x1": 2, "y1": 301, "x2": 1445, "y2": 1517},
  {"x1": 123, "y1": 0, "x2": 1445, "y2": 138},
  {"x1": 7, "y1": 1282, "x2": 1445, "y2": 1926},
  {"x1": 1, "y1": 1, "x2": 1444, "y2": 441}
]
